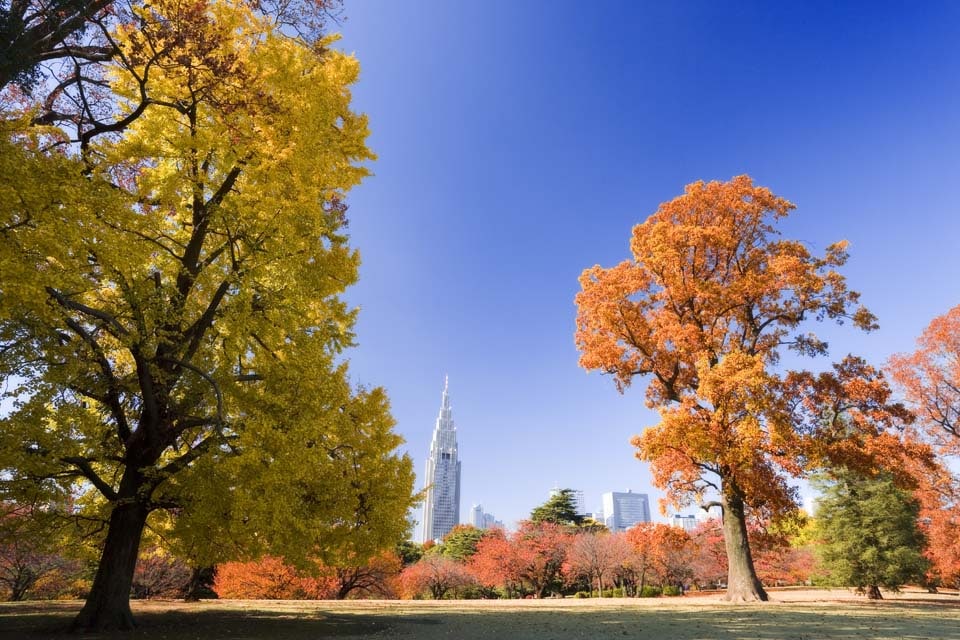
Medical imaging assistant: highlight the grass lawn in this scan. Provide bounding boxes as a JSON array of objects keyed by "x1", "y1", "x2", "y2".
[{"x1": 2, "y1": 589, "x2": 958, "y2": 639}]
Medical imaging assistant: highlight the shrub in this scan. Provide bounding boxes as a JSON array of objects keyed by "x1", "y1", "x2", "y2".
[
  {"x1": 662, "y1": 585, "x2": 682, "y2": 596},
  {"x1": 639, "y1": 585, "x2": 662, "y2": 597}
]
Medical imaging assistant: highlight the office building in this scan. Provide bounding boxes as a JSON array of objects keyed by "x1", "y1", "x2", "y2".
[{"x1": 601, "y1": 490, "x2": 651, "y2": 531}]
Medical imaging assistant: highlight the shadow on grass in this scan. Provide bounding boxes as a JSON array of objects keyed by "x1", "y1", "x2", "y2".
[
  {"x1": 1, "y1": 600, "x2": 957, "y2": 639},
  {"x1": 0, "y1": 603, "x2": 437, "y2": 639}
]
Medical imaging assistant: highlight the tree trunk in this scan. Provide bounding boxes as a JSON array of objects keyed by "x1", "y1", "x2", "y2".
[
  {"x1": 10, "y1": 571, "x2": 32, "y2": 601},
  {"x1": 71, "y1": 502, "x2": 149, "y2": 631},
  {"x1": 183, "y1": 566, "x2": 216, "y2": 602},
  {"x1": 866, "y1": 584, "x2": 883, "y2": 600},
  {"x1": 721, "y1": 487, "x2": 768, "y2": 602}
]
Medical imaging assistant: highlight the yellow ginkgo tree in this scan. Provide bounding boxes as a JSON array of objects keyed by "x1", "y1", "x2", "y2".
[{"x1": 0, "y1": 0, "x2": 413, "y2": 630}]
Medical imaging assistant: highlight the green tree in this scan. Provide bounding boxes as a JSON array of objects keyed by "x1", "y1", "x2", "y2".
[
  {"x1": 815, "y1": 471, "x2": 928, "y2": 599},
  {"x1": 395, "y1": 539, "x2": 424, "y2": 567},
  {"x1": 0, "y1": 0, "x2": 413, "y2": 629},
  {"x1": 440, "y1": 525, "x2": 488, "y2": 562},
  {"x1": 530, "y1": 489, "x2": 584, "y2": 527}
]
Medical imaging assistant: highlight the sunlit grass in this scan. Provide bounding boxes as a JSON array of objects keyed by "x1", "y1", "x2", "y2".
[{"x1": 2, "y1": 590, "x2": 958, "y2": 639}]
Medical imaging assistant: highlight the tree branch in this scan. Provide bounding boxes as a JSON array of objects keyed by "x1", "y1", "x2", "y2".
[{"x1": 60, "y1": 456, "x2": 118, "y2": 501}]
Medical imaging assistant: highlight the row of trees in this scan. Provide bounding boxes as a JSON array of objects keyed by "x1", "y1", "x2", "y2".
[{"x1": 2, "y1": 467, "x2": 951, "y2": 603}]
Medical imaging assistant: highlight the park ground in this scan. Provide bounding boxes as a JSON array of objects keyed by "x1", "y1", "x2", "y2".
[{"x1": 1, "y1": 589, "x2": 958, "y2": 639}]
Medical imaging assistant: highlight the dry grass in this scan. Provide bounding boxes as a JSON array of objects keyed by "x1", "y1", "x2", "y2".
[{"x1": 2, "y1": 589, "x2": 959, "y2": 639}]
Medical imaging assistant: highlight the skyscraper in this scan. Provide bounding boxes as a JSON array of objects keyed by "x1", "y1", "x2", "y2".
[{"x1": 420, "y1": 376, "x2": 461, "y2": 543}]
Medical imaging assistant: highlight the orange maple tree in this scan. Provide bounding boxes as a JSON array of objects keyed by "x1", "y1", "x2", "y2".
[
  {"x1": 575, "y1": 175, "x2": 919, "y2": 601},
  {"x1": 625, "y1": 523, "x2": 693, "y2": 592},
  {"x1": 398, "y1": 554, "x2": 474, "y2": 599},
  {"x1": 468, "y1": 529, "x2": 526, "y2": 597},
  {"x1": 889, "y1": 304, "x2": 960, "y2": 589},
  {"x1": 889, "y1": 304, "x2": 960, "y2": 457}
]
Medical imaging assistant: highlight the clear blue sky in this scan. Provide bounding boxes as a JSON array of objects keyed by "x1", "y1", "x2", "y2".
[{"x1": 333, "y1": 1, "x2": 960, "y2": 527}]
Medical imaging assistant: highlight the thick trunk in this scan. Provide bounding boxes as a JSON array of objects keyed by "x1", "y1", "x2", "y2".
[
  {"x1": 71, "y1": 502, "x2": 149, "y2": 631},
  {"x1": 866, "y1": 584, "x2": 882, "y2": 600},
  {"x1": 721, "y1": 488, "x2": 768, "y2": 602}
]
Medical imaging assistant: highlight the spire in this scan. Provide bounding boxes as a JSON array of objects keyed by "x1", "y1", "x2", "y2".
[{"x1": 441, "y1": 374, "x2": 451, "y2": 411}]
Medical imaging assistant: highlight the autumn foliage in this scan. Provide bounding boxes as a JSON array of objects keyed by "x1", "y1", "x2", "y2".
[
  {"x1": 889, "y1": 304, "x2": 960, "y2": 589},
  {"x1": 625, "y1": 523, "x2": 693, "y2": 591},
  {"x1": 214, "y1": 557, "x2": 337, "y2": 600},
  {"x1": 890, "y1": 304, "x2": 960, "y2": 457},
  {"x1": 398, "y1": 554, "x2": 474, "y2": 600},
  {"x1": 575, "y1": 175, "x2": 919, "y2": 601},
  {"x1": 213, "y1": 552, "x2": 403, "y2": 600}
]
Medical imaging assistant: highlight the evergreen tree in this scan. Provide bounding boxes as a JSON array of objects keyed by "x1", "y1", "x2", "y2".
[
  {"x1": 530, "y1": 489, "x2": 584, "y2": 527},
  {"x1": 815, "y1": 471, "x2": 928, "y2": 599}
]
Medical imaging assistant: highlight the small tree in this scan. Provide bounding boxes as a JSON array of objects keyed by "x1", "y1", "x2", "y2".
[
  {"x1": 688, "y1": 519, "x2": 728, "y2": 589},
  {"x1": 0, "y1": 504, "x2": 75, "y2": 601},
  {"x1": 625, "y1": 523, "x2": 693, "y2": 592},
  {"x1": 399, "y1": 555, "x2": 473, "y2": 600},
  {"x1": 514, "y1": 521, "x2": 573, "y2": 598},
  {"x1": 469, "y1": 529, "x2": 525, "y2": 598},
  {"x1": 327, "y1": 551, "x2": 402, "y2": 600},
  {"x1": 131, "y1": 548, "x2": 191, "y2": 599},
  {"x1": 815, "y1": 471, "x2": 928, "y2": 599},
  {"x1": 565, "y1": 532, "x2": 629, "y2": 597}
]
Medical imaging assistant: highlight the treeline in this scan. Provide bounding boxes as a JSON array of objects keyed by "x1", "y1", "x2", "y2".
[{"x1": 7, "y1": 474, "x2": 954, "y2": 602}]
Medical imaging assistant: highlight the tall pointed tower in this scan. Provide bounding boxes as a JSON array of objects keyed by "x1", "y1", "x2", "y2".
[{"x1": 420, "y1": 376, "x2": 461, "y2": 543}]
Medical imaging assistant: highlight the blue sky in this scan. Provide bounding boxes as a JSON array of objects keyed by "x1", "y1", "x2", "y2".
[{"x1": 333, "y1": 1, "x2": 960, "y2": 527}]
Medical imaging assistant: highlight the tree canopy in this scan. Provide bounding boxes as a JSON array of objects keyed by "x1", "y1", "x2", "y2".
[{"x1": 0, "y1": 0, "x2": 413, "y2": 629}]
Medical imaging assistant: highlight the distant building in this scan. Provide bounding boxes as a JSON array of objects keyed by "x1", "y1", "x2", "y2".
[
  {"x1": 671, "y1": 514, "x2": 698, "y2": 532},
  {"x1": 470, "y1": 504, "x2": 484, "y2": 528},
  {"x1": 601, "y1": 490, "x2": 651, "y2": 531},
  {"x1": 469, "y1": 503, "x2": 503, "y2": 530},
  {"x1": 420, "y1": 377, "x2": 461, "y2": 544}
]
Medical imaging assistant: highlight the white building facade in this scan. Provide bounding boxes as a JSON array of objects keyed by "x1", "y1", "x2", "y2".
[
  {"x1": 601, "y1": 490, "x2": 651, "y2": 531},
  {"x1": 420, "y1": 377, "x2": 461, "y2": 543},
  {"x1": 671, "y1": 514, "x2": 698, "y2": 532}
]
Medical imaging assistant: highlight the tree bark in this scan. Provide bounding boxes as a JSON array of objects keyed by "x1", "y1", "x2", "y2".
[
  {"x1": 71, "y1": 502, "x2": 149, "y2": 631},
  {"x1": 721, "y1": 486, "x2": 768, "y2": 602},
  {"x1": 866, "y1": 584, "x2": 883, "y2": 600},
  {"x1": 183, "y1": 566, "x2": 216, "y2": 602}
]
